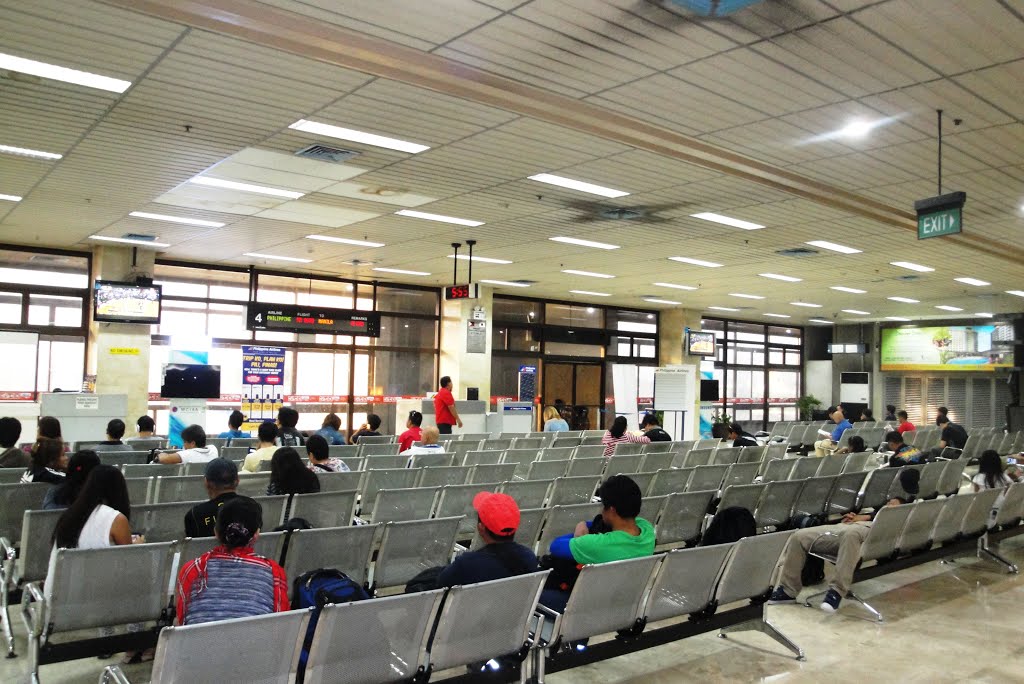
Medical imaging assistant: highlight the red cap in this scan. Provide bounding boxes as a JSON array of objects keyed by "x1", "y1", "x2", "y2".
[{"x1": 472, "y1": 491, "x2": 520, "y2": 537}]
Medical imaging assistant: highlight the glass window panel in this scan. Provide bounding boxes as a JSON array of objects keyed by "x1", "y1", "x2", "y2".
[
  {"x1": 638, "y1": 366, "x2": 655, "y2": 400},
  {"x1": 545, "y1": 303, "x2": 603, "y2": 328},
  {"x1": 373, "y1": 350, "x2": 435, "y2": 396},
  {"x1": 154, "y1": 264, "x2": 250, "y2": 301},
  {"x1": 634, "y1": 338, "x2": 656, "y2": 358},
  {"x1": 255, "y1": 330, "x2": 296, "y2": 343},
  {"x1": 493, "y1": 298, "x2": 540, "y2": 324},
  {"x1": 28, "y1": 294, "x2": 83, "y2": 327},
  {"x1": 0, "y1": 249, "x2": 89, "y2": 288},
  {"x1": 47, "y1": 339, "x2": 85, "y2": 392},
  {"x1": 207, "y1": 305, "x2": 250, "y2": 340},
  {"x1": 505, "y1": 327, "x2": 540, "y2": 353},
  {"x1": 490, "y1": 355, "x2": 539, "y2": 400},
  {"x1": 0, "y1": 331, "x2": 38, "y2": 391},
  {"x1": 0, "y1": 292, "x2": 21, "y2": 324},
  {"x1": 377, "y1": 285, "x2": 437, "y2": 315},
  {"x1": 769, "y1": 348, "x2": 784, "y2": 364},
  {"x1": 159, "y1": 307, "x2": 206, "y2": 337},
  {"x1": 353, "y1": 353, "x2": 370, "y2": 395},
  {"x1": 492, "y1": 327, "x2": 508, "y2": 352},
  {"x1": 544, "y1": 341, "x2": 603, "y2": 357},
  {"x1": 156, "y1": 280, "x2": 208, "y2": 298},
  {"x1": 149, "y1": 345, "x2": 170, "y2": 393},
  {"x1": 209, "y1": 347, "x2": 243, "y2": 396},
  {"x1": 296, "y1": 352, "x2": 336, "y2": 395},
  {"x1": 607, "y1": 308, "x2": 657, "y2": 333},
  {"x1": 375, "y1": 316, "x2": 436, "y2": 349}
]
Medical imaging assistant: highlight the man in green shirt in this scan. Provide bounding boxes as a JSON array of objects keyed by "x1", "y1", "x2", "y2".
[{"x1": 541, "y1": 475, "x2": 655, "y2": 611}]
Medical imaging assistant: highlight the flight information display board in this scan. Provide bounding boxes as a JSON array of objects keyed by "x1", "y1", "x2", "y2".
[{"x1": 247, "y1": 303, "x2": 381, "y2": 337}]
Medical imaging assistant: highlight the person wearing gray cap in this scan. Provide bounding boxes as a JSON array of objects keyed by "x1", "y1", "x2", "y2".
[{"x1": 184, "y1": 457, "x2": 239, "y2": 538}]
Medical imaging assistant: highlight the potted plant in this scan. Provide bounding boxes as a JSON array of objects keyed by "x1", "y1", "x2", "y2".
[
  {"x1": 795, "y1": 395, "x2": 822, "y2": 421},
  {"x1": 711, "y1": 410, "x2": 733, "y2": 439}
]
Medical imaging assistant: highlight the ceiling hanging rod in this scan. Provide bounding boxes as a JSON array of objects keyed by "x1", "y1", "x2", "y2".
[{"x1": 451, "y1": 242, "x2": 461, "y2": 286}]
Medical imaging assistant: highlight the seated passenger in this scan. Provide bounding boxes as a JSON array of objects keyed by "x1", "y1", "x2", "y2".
[
  {"x1": 306, "y1": 434, "x2": 349, "y2": 473},
  {"x1": 217, "y1": 410, "x2": 250, "y2": 440},
  {"x1": 266, "y1": 447, "x2": 321, "y2": 496},
  {"x1": 769, "y1": 469, "x2": 919, "y2": 613},
  {"x1": 885, "y1": 431, "x2": 922, "y2": 466},
  {"x1": 175, "y1": 496, "x2": 288, "y2": 625},
  {"x1": 728, "y1": 422, "x2": 758, "y2": 448},
  {"x1": 438, "y1": 492, "x2": 538, "y2": 588},
  {"x1": 158, "y1": 425, "x2": 218, "y2": 465},
  {"x1": 184, "y1": 458, "x2": 239, "y2": 538},
  {"x1": 21, "y1": 437, "x2": 68, "y2": 484},
  {"x1": 542, "y1": 406, "x2": 570, "y2": 433},
  {"x1": 0, "y1": 416, "x2": 28, "y2": 469},
  {"x1": 349, "y1": 413, "x2": 382, "y2": 444},
  {"x1": 315, "y1": 412, "x2": 346, "y2": 446},
  {"x1": 43, "y1": 450, "x2": 100, "y2": 510},
  {"x1": 400, "y1": 426, "x2": 445, "y2": 464},
  {"x1": 242, "y1": 422, "x2": 279, "y2": 473},
  {"x1": 814, "y1": 408, "x2": 851, "y2": 456},
  {"x1": 36, "y1": 415, "x2": 64, "y2": 443},
  {"x1": 973, "y1": 449, "x2": 1015, "y2": 526},
  {"x1": 601, "y1": 416, "x2": 650, "y2": 459},
  {"x1": 640, "y1": 413, "x2": 672, "y2": 441},
  {"x1": 51, "y1": 464, "x2": 136, "y2": 550},
  {"x1": 397, "y1": 410, "x2": 423, "y2": 453},
  {"x1": 858, "y1": 408, "x2": 874, "y2": 422},
  {"x1": 95, "y1": 419, "x2": 132, "y2": 452},
  {"x1": 835, "y1": 435, "x2": 866, "y2": 455},
  {"x1": 931, "y1": 415, "x2": 968, "y2": 458},
  {"x1": 896, "y1": 410, "x2": 915, "y2": 435},
  {"x1": 540, "y1": 475, "x2": 655, "y2": 611},
  {"x1": 276, "y1": 407, "x2": 305, "y2": 447},
  {"x1": 125, "y1": 415, "x2": 158, "y2": 445}
]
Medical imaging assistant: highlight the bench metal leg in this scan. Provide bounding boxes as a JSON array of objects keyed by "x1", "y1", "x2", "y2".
[
  {"x1": 803, "y1": 589, "x2": 883, "y2": 622},
  {"x1": 718, "y1": 605, "x2": 805, "y2": 660},
  {"x1": 978, "y1": 537, "x2": 1019, "y2": 574},
  {"x1": 0, "y1": 584, "x2": 13, "y2": 658}
]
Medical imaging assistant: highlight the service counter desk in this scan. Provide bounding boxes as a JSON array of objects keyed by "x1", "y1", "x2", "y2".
[{"x1": 420, "y1": 399, "x2": 488, "y2": 434}]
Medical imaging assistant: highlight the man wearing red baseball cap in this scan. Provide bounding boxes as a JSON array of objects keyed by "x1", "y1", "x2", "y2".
[{"x1": 437, "y1": 492, "x2": 539, "y2": 588}]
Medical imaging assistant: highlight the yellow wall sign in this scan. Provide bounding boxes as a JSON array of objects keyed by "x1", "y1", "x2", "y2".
[{"x1": 109, "y1": 347, "x2": 141, "y2": 355}]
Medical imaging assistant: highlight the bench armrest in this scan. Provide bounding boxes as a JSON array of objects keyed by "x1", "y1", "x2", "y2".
[{"x1": 21, "y1": 581, "x2": 47, "y2": 638}]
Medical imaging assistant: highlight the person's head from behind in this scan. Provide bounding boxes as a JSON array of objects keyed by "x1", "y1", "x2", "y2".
[
  {"x1": 860, "y1": 408, "x2": 874, "y2": 421},
  {"x1": 885, "y1": 430, "x2": 904, "y2": 450},
  {"x1": 53, "y1": 465, "x2": 130, "y2": 548},
  {"x1": 136, "y1": 415, "x2": 155, "y2": 436},
  {"x1": 181, "y1": 424, "x2": 206, "y2": 449},
  {"x1": 33, "y1": 437, "x2": 67, "y2": 471},
  {"x1": 204, "y1": 457, "x2": 238, "y2": 496},
  {"x1": 421, "y1": 426, "x2": 440, "y2": 445},
  {"x1": 258, "y1": 421, "x2": 278, "y2": 445},
  {"x1": 897, "y1": 410, "x2": 908, "y2": 422},
  {"x1": 322, "y1": 413, "x2": 341, "y2": 431},
  {"x1": 937, "y1": 406, "x2": 948, "y2": 417},
  {"x1": 439, "y1": 375, "x2": 452, "y2": 391},
  {"x1": 473, "y1": 491, "x2": 519, "y2": 543},
  {"x1": 639, "y1": 413, "x2": 660, "y2": 430},
  {"x1": 227, "y1": 410, "x2": 245, "y2": 430},
  {"x1": 727, "y1": 423, "x2": 744, "y2": 440},
  {"x1": 38, "y1": 415, "x2": 62, "y2": 440},
  {"x1": 848, "y1": 436, "x2": 866, "y2": 453},
  {"x1": 897, "y1": 468, "x2": 920, "y2": 502},
  {"x1": 597, "y1": 475, "x2": 642, "y2": 523},
  {"x1": 936, "y1": 415, "x2": 949, "y2": 426},
  {"x1": 543, "y1": 406, "x2": 559, "y2": 423},
  {"x1": 365, "y1": 414, "x2": 381, "y2": 431},
  {"x1": 609, "y1": 415, "x2": 629, "y2": 438},
  {"x1": 106, "y1": 418, "x2": 126, "y2": 441},
  {"x1": 0, "y1": 416, "x2": 21, "y2": 448},
  {"x1": 63, "y1": 450, "x2": 101, "y2": 501},
  {"x1": 277, "y1": 406, "x2": 299, "y2": 430},
  {"x1": 407, "y1": 410, "x2": 422, "y2": 429},
  {"x1": 306, "y1": 434, "x2": 329, "y2": 463},
  {"x1": 886, "y1": 404, "x2": 896, "y2": 416},
  {"x1": 979, "y1": 449, "x2": 1004, "y2": 488},
  {"x1": 270, "y1": 447, "x2": 317, "y2": 494},
  {"x1": 215, "y1": 496, "x2": 263, "y2": 549}
]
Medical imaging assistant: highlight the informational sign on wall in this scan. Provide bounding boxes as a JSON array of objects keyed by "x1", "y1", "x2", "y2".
[
  {"x1": 467, "y1": 320, "x2": 487, "y2": 354},
  {"x1": 241, "y1": 345, "x2": 286, "y2": 420}
]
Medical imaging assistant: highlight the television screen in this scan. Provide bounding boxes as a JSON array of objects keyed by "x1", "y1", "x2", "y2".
[
  {"x1": 700, "y1": 379, "x2": 720, "y2": 402},
  {"x1": 94, "y1": 281, "x2": 161, "y2": 324},
  {"x1": 880, "y1": 325, "x2": 1015, "y2": 371},
  {"x1": 161, "y1": 364, "x2": 221, "y2": 399},
  {"x1": 688, "y1": 331, "x2": 716, "y2": 356}
]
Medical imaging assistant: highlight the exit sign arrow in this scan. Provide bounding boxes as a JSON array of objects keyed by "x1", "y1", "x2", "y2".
[{"x1": 915, "y1": 191, "x2": 966, "y2": 240}]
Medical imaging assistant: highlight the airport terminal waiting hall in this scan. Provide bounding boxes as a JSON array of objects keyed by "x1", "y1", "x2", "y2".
[{"x1": 1, "y1": 0, "x2": 1024, "y2": 682}]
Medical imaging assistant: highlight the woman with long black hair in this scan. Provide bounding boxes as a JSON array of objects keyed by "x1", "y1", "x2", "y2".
[
  {"x1": 51, "y1": 464, "x2": 134, "y2": 549},
  {"x1": 43, "y1": 450, "x2": 101, "y2": 510}
]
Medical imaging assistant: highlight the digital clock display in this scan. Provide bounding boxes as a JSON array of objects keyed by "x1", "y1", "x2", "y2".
[
  {"x1": 445, "y1": 284, "x2": 478, "y2": 300},
  {"x1": 247, "y1": 303, "x2": 381, "y2": 337}
]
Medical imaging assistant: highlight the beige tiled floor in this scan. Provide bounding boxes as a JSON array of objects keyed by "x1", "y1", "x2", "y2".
[{"x1": 5, "y1": 537, "x2": 1024, "y2": 683}]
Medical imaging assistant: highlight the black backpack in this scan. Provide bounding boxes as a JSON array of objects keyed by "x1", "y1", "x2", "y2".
[{"x1": 701, "y1": 507, "x2": 756, "y2": 546}]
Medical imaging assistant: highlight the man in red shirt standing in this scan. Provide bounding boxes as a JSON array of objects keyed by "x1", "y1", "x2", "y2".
[{"x1": 433, "y1": 376, "x2": 462, "y2": 434}]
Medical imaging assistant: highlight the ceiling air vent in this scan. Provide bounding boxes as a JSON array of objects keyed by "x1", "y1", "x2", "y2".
[
  {"x1": 511, "y1": 279, "x2": 537, "y2": 286},
  {"x1": 663, "y1": 0, "x2": 764, "y2": 17},
  {"x1": 775, "y1": 247, "x2": 819, "y2": 258},
  {"x1": 121, "y1": 233, "x2": 159, "y2": 242},
  {"x1": 896, "y1": 275, "x2": 921, "y2": 281},
  {"x1": 295, "y1": 144, "x2": 361, "y2": 164}
]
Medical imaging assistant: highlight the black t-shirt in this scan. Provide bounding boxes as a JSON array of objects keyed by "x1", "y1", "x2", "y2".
[
  {"x1": 643, "y1": 427, "x2": 672, "y2": 442},
  {"x1": 280, "y1": 428, "x2": 305, "y2": 447},
  {"x1": 351, "y1": 429, "x2": 381, "y2": 444},
  {"x1": 940, "y1": 422, "x2": 968, "y2": 450},
  {"x1": 733, "y1": 436, "x2": 759, "y2": 448},
  {"x1": 184, "y1": 491, "x2": 238, "y2": 538}
]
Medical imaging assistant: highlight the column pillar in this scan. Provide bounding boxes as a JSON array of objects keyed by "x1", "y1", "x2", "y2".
[
  {"x1": 657, "y1": 308, "x2": 704, "y2": 439},
  {"x1": 88, "y1": 246, "x2": 155, "y2": 425},
  {"x1": 439, "y1": 285, "x2": 493, "y2": 402}
]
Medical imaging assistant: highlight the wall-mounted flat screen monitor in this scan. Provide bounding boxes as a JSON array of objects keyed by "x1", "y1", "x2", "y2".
[
  {"x1": 880, "y1": 324, "x2": 1015, "y2": 371},
  {"x1": 93, "y1": 280, "x2": 162, "y2": 324},
  {"x1": 700, "y1": 379, "x2": 720, "y2": 402},
  {"x1": 161, "y1": 364, "x2": 221, "y2": 399},
  {"x1": 687, "y1": 331, "x2": 716, "y2": 356}
]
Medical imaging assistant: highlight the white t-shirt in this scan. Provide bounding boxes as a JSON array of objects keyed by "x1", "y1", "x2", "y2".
[
  {"x1": 46, "y1": 503, "x2": 121, "y2": 601},
  {"x1": 973, "y1": 472, "x2": 1014, "y2": 524},
  {"x1": 178, "y1": 445, "x2": 218, "y2": 464},
  {"x1": 400, "y1": 443, "x2": 446, "y2": 467}
]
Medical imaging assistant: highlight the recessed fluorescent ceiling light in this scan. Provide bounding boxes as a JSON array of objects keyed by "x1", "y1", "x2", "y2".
[
  {"x1": 837, "y1": 119, "x2": 878, "y2": 139},
  {"x1": 886, "y1": 316, "x2": 911, "y2": 321},
  {"x1": 373, "y1": 267, "x2": 431, "y2": 276},
  {"x1": 790, "y1": 302, "x2": 822, "y2": 308},
  {"x1": 394, "y1": 209, "x2": 483, "y2": 227},
  {"x1": 128, "y1": 211, "x2": 224, "y2": 228},
  {"x1": 890, "y1": 261, "x2": 934, "y2": 272},
  {"x1": 763, "y1": 313, "x2": 791, "y2": 319},
  {"x1": 1006, "y1": 290, "x2": 1024, "y2": 297},
  {"x1": 653, "y1": 282, "x2": 697, "y2": 291},
  {"x1": 842, "y1": 309, "x2": 870, "y2": 315},
  {"x1": 831, "y1": 286, "x2": 866, "y2": 294},
  {"x1": 759, "y1": 273, "x2": 802, "y2": 282},
  {"x1": 729, "y1": 293, "x2": 764, "y2": 300},
  {"x1": 954, "y1": 277, "x2": 990, "y2": 287},
  {"x1": 190, "y1": 176, "x2": 304, "y2": 199},
  {"x1": 90, "y1": 236, "x2": 169, "y2": 247},
  {"x1": 244, "y1": 252, "x2": 311, "y2": 263},
  {"x1": 976, "y1": 312, "x2": 994, "y2": 318},
  {"x1": 527, "y1": 173, "x2": 629, "y2": 198},
  {"x1": 643, "y1": 298, "x2": 680, "y2": 305},
  {"x1": 562, "y1": 269, "x2": 614, "y2": 279},
  {"x1": 0, "y1": 194, "x2": 21, "y2": 202},
  {"x1": 805, "y1": 240, "x2": 862, "y2": 254},
  {"x1": 0, "y1": 52, "x2": 131, "y2": 93},
  {"x1": 808, "y1": 318, "x2": 834, "y2": 324},
  {"x1": 549, "y1": 236, "x2": 620, "y2": 250},
  {"x1": 0, "y1": 144, "x2": 62, "y2": 160},
  {"x1": 935, "y1": 305, "x2": 963, "y2": 312},
  {"x1": 690, "y1": 212, "x2": 764, "y2": 230},
  {"x1": 288, "y1": 119, "x2": 429, "y2": 154},
  {"x1": 447, "y1": 254, "x2": 511, "y2": 264},
  {"x1": 708, "y1": 306, "x2": 740, "y2": 312},
  {"x1": 570, "y1": 290, "x2": 611, "y2": 297},
  {"x1": 888, "y1": 296, "x2": 919, "y2": 303},
  {"x1": 479, "y1": 279, "x2": 529, "y2": 288},
  {"x1": 305, "y1": 234, "x2": 384, "y2": 248},
  {"x1": 669, "y1": 256, "x2": 722, "y2": 268}
]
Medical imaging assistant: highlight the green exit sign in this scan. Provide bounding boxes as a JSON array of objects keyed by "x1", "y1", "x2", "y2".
[{"x1": 915, "y1": 191, "x2": 966, "y2": 240}]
